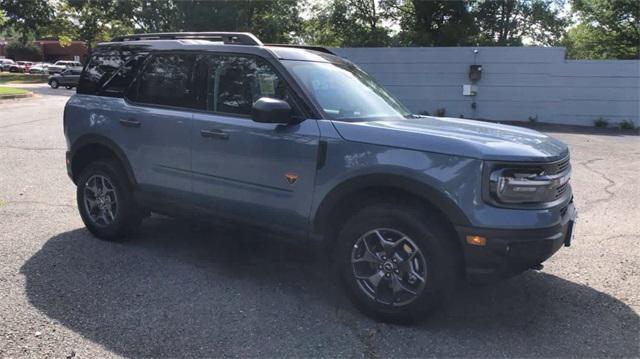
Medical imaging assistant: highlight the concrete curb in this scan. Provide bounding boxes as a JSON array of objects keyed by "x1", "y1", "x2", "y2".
[{"x1": 0, "y1": 92, "x2": 34, "y2": 100}]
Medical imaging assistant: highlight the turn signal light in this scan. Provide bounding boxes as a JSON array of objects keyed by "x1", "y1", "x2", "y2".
[{"x1": 466, "y1": 235, "x2": 487, "y2": 246}]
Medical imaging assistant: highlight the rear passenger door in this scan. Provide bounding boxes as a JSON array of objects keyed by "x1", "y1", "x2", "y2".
[
  {"x1": 190, "y1": 54, "x2": 320, "y2": 235},
  {"x1": 121, "y1": 53, "x2": 200, "y2": 197}
]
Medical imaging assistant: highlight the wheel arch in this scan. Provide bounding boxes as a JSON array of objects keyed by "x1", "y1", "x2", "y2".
[
  {"x1": 70, "y1": 134, "x2": 136, "y2": 186},
  {"x1": 312, "y1": 174, "x2": 470, "y2": 240}
]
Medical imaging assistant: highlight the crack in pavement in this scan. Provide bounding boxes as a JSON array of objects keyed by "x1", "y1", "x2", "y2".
[
  {"x1": 0, "y1": 145, "x2": 64, "y2": 151},
  {"x1": 0, "y1": 118, "x2": 51, "y2": 129},
  {"x1": 334, "y1": 309, "x2": 380, "y2": 359},
  {"x1": 579, "y1": 158, "x2": 617, "y2": 210},
  {"x1": 0, "y1": 200, "x2": 75, "y2": 209}
]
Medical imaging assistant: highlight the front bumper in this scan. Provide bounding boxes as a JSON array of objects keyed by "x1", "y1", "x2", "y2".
[{"x1": 456, "y1": 200, "x2": 576, "y2": 283}]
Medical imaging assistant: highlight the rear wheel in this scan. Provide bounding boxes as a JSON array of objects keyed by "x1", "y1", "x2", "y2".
[
  {"x1": 49, "y1": 79, "x2": 59, "y2": 89},
  {"x1": 76, "y1": 160, "x2": 143, "y2": 241},
  {"x1": 335, "y1": 202, "x2": 457, "y2": 322}
]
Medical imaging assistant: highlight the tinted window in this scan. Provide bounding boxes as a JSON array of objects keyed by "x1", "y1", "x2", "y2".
[
  {"x1": 127, "y1": 54, "x2": 199, "y2": 109},
  {"x1": 203, "y1": 55, "x2": 294, "y2": 116},
  {"x1": 78, "y1": 48, "x2": 147, "y2": 97}
]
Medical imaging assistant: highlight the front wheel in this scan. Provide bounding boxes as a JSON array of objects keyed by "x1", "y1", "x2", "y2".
[
  {"x1": 76, "y1": 160, "x2": 143, "y2": 240},
  {"x1": 335, "y1": 202, "x2": 458, "y2": 322},
  {"x1": 49, "y1": 79, "x2": 59, "y2": 89}
]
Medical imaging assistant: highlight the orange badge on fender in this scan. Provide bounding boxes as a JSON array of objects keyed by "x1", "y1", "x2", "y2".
[{"x1": 285, "y1": 173, "x2": 298, "y2": 184}]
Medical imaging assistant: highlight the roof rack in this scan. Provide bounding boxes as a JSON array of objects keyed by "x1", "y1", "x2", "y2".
[
  {"x1": 265, "y1": 44, "x2": 335, "y2": 55},
  {"x1": 111, "y1": 32, "x2": 263, "y2": 46}
]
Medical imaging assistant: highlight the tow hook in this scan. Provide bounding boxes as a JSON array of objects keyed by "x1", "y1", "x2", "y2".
[{"x1": 530, "y1": 263, "x2": 544, "y2": 271}]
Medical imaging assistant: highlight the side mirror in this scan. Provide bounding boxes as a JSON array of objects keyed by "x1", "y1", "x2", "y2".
[{"x1": 251, "y1": 97, "x2": 292, "y2": 124}]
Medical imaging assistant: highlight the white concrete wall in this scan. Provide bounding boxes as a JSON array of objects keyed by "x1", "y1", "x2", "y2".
[{"x1": 333, "y1": 47, "x2": 640, "y2": 127}]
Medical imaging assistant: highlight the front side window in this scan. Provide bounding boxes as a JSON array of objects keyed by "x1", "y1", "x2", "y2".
[
  {"x1": 127, "y1": 54, "x2": 198, "y2": 109},
  {"x1": 283, "y1": 60, "x2": 410, "y2": 122},
  {"x1": 202, "y1": 55, "x2": 294, "y2": 116}
]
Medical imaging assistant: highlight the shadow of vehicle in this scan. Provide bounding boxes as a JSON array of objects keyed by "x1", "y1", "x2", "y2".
[{"x1": 20, "y1": 216, "x2": 639, "y2": 357}]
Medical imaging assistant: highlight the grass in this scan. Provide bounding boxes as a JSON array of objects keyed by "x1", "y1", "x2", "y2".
[
  {"x1": 0, "y1": 72, "x2": 48, "y2": 84},
  {"x1": 0, "y1": 86, "x2": 30, "y2": 96}
]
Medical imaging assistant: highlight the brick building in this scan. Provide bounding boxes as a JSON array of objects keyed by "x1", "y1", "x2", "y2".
[{"x1": 0, "y1": 38, "x2": 87, "y2": 63}]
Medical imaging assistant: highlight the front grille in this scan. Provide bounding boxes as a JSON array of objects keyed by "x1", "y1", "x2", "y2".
[{"x1": 546, "y1": 156, "x2": 570, "y2": 175}]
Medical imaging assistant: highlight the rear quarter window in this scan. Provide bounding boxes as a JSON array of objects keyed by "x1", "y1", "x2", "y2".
[{"x1": 78, "y1": 47, "x2": 147, "y2": 97}]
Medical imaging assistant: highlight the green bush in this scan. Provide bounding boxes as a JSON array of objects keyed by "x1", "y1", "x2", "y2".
[
  {"x1": 593, "y1": 117, "x2": 609, "y2": 128},
  {"x1": 5, "y1": 41, "x2": 43, "y2": 61},
  {"x1": 619, "y1": 120, "x2": 636, "y2": 130}
]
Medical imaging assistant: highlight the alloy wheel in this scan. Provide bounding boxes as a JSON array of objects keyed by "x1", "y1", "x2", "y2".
[
  {"x1": 351, "y1": 228, "x2": 427, "y2": 307},
  {"x1": 83, "y1": 175, "x2": 118, "y2": 227}
]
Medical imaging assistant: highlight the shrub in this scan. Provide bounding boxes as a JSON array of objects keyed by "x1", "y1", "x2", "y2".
[
  {"x1": 5, "y1": 41, "x2": 43, "y2": 61},
  {"x1": 619, "y1": 120, "x2": 636, "y2": 130},
  {"x1": 528, "y1": 115, "x2": 538, "y2": 123},
  {"x1": 593, "y1": 117, "x2": 609, "y2": 128},
  {"x1": 435, "y1": 108, "x2": 446, "y2": 117}
]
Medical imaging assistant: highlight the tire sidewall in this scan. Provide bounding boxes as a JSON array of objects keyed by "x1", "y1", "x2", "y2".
[
  {"x1": 336, "y1": 204, "x2": 456, "y2": 321},
  {"x1": 50, "y1": 80, "x2": 58, "y2": 89},
  {"x1": 76, "y1": 161, "x2": 136, "y2": 240}
]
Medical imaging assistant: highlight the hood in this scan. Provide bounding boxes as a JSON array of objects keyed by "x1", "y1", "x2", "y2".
[{"x1": 331, "y1": 116, "x2": 568, "y2": 162}]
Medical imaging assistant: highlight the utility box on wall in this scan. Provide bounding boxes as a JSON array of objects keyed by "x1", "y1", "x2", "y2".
[
  {"x1": 469, "y1": 65, "x2": 482, "y2": 81},
  {"x1": 463, "y1": 84, "x2": 477, "y2": 96}
]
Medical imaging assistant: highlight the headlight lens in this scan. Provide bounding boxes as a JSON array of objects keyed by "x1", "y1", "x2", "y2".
[{"x1": 488, "y1": 167, "x2": 570, "y2": 204}]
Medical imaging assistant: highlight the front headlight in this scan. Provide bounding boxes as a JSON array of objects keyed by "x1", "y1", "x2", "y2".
[{"x1": 485, "y1": 162, "x2": 571, "y2": 206}]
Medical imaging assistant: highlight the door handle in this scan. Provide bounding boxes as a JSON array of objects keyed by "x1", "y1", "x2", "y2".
[
  {"x1": 119, "y1": 119, "x2": 141, "y2": 128},
  {"x1": 200, "y1": 129, "x2": 229, "y2": 140}
]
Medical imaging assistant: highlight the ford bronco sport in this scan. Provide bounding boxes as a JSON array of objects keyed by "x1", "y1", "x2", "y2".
[{"x1": 64, "y1": 32, "x2": 576, "y2": 321}]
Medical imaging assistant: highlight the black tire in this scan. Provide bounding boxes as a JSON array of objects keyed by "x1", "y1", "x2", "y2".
[
  {"x1": 76, "y1": 160, "x2": 143, "y2": 241},
  {"x1": 49, "y1": 79, "x2": 59, "y2": 89},
  {"x1": 335, "y1": 202, "x2": 458, "y2": 323},
  {"x1": 65, "y1": 85, "x2": 73, "y2": 89}
]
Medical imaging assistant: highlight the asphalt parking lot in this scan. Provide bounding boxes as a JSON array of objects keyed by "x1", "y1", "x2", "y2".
[{"x1": 1, "y1": 84, "x2": 638, "y2": 358}]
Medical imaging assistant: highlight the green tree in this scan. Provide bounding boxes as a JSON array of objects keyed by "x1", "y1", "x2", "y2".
[
  {"x1": 5, "y1": 40, "x2": 43, "y2": 61},
  {"x1": 121, "y1": 0, "x2": 303, "y2": 43},
  {"x1": 65, "y1": 0, "x2": 134, "y2": 52},
  {"x1": 0, "y1": 9, "x2": 7, "y2": 27},
  {"x1": 0, "y1": 0, "x2": 52, "y2": 41},
  {"x1": 471, "y1": 0, "x2": 568, "y2": 46},
  {"x1": 303, "y1": 0, "x2": 391, "y2": 46},
  {"x1": 565, "y1": 0, "x2": 639, "y2": 59},
  {"x1": 385, "y1": 0, "x2": 477, "y2": 46}
]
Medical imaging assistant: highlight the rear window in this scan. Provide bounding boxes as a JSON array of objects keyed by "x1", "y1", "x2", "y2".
[{"x1": 78, "y1": 47, "x2": 147, "y2": 97}]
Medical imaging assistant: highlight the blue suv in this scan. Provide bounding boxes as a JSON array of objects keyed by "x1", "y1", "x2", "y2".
[{"x1": 64, "y1": 32, "x2": 576, "y2": 321}]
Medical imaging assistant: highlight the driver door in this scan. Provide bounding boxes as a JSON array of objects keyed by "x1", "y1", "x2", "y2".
[{"x1": 190, "y1": 54, "x2": 320, "y2": 235}]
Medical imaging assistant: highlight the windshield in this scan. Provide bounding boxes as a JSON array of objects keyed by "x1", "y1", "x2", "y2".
[{"x1": 283, "y1": 60, "x2": 411, "y2": 121}]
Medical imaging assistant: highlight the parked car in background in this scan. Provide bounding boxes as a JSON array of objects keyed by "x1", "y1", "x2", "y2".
[
  {"x1": 29, "y1": 62, "x2": 53, "y2": 74},
  {"x1": 9, "y1": 61, "x2": 33, "y2": 73},
  {"x1": 48, "y1": 60, "x2": 83, "y2": 74},
  {"x1": 64, "y1": 32, "x2": 576, "y2": 322},
  {"x1": 48, "y1": 67, "x2": 82, "y2": 89},
  {"x1": 0, "y1": 59, "x2": 16, "y2": 72}
]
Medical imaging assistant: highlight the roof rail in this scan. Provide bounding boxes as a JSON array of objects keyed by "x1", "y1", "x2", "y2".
[
  {"x1": 111, "y1": 32, "x2": 263, "y2": 46},
  {"x1": 265, "y1": 44, "x2": 335, "y2": 55}
]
